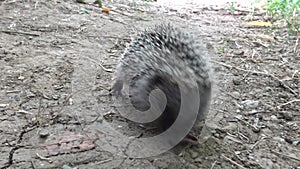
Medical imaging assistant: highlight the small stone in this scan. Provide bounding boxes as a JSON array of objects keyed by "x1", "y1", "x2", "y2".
[
  {"x1": 252, "y1": 126, "x2": 261, "y2": 133},
  {"x1": 96, "y1": 117, "x2": 103, "y2": 123},
  {"x1": 18, "y1": 76, "x2": 25, "y2": 80},
  {"x1": 232, "y1": 78, "x2": 241, "y2": 85},
  {"x1": 273, "y1": 136, "x2": 284, "y2": 142},
  {"x1": 194, "y1": 157, "x2": 202, "y2": 163},
  {"x1": 292, "y1": 138, "x2": 300, "y2": 145},
  {"x1": 153, "y1": 159, "x2": 168, "y2": 169},
  {"x1": 256, "y1": 114, "x2": 263, "y2": 120},
  {"x1": 52, "y1": 94, "x2": 60, "y2": 100},
  {"x1": 241, "y1": 100, "x2": 260, "y2": 109},
  {"x1": 39, "y1": 130, "x2": 50, "y2": 138},
  {"x1": 235, "y1": 114, "x2": 243, "y2": 120},
  {"x1": 62, "y1": 165, "x2": 73, "y2": 169},
  {"x1": 233, "y1": 50, "x2": 244, "y2": 55},
  {"x1": 0, "y1": 104, "x2": 9, "y2": 108},
  {"x1": 281, "y1": 112, "x2": 294, "y2": 121},
  {"x1": 214, "y1": 133, "x2": 220, "y2": 138},
  {"x1": 231, "y1": 91, "x2": 240, "y2": 98},
  {"x1": 284, "y1": 137, "x2": 293, "y2": 144},
  {"x1": 189, "y1": 150, "x2": 199, "y2": 159},
  {"x1": 270, "y1": 115, "x2": 278, "y2": 121}
]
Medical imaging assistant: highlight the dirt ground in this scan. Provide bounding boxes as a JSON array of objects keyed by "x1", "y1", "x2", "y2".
[{"x1": 0, "y1": 0, "x2": 299, "y2": 168}]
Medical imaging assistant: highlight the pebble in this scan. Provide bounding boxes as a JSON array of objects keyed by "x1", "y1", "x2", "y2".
[
  {"x1": 252, "y1": 126, "x2": 261, "y2": 133},
  {"x1": 232, "y1": 78, "x2": 242, "y2": 85},
  {"x1": 273, "y1": 136, "x2": 285, "y2": 142},
  {"x1": 281, "y1": 112, "x2": 294, "y2": 121},
  {"x1": 153, "y1": 159, "x2": 168, "y2": 169},
  {"x1": 39, "y1": 130, "x2": 50, "y2": 138},
  {"x1": 0, "y1": 104, "x2": 9, "y2": 108},
  {"x1": 231, "y1": 91, "x2": 240, "y2": 98},
  {"x1": 189, "y1": 150, "x2": 199, "y2": 159},
  {"x1": 213, "y1": 133, "x2": 220, "y2": 138},
  {"x1": 270, "y1": 115, "x2": 278, "y2": 121},
  {"x1": 241, "y1": 100, "x2": 260, "y2": 109}
]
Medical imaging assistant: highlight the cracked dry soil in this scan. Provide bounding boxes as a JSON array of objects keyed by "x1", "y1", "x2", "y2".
[{"x1": 0, "y1": 0, "x2": 299, "y2": 168}]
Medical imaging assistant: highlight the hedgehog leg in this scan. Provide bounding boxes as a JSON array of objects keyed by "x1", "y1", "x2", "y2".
[
  {"x1": 110, "y1": 79, "x2": 124, "y2": 96},
  {"x1": 183, "y1": 133, "x2": 200, "y2": 145},
  {"x1": 197, "y1": 82, "x2": 212, "y2": 121},
  {"x1": 181, "y1": 83, "x2": 212, "y2": 146}
]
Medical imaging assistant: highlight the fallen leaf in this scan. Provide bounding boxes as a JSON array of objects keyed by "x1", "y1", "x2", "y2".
[
  {"x1": 102, "y1": 7, "x2": 109, "y2": 14},
  {"x1": 80, "y1": 9, "x2": 89, "y2": 14},
  {"x1": 248, "y1": 21, "x2": 272, "y2": 27}
]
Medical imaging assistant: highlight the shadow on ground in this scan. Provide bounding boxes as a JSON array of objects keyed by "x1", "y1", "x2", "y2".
[{"x1": 0, "y1": 0, "x2": 299, "y2": 168}]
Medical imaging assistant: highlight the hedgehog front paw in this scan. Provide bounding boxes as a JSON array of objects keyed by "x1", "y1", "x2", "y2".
[
  {"x1": 110, "y1": 79, "x2": 124, "y2": 97},
  {"x1": 109, "y1": 88, "x2": 123, "y2": 97},
  {"x1": 183, "y1": 133, "x2": 200, "y2": 145}
]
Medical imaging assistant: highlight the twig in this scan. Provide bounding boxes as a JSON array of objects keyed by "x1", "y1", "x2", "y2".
[
  {"x1": 213, "y1": 61, "x2": 297, "y2": 95},
  {"x1": 96, "y1": 158, "x2": 113, "y2": 165},
  {"x1": 2, "y1": 0, "x2": 22, "y2": 4},
  {"x1": 0, "y1": 30, "x2": 40, "y2": 36},
  {"x1": 85, "y1": 56, "x2": 114, "y2": 73},
  {"x1": 253, "y1": 41, "x2": 268, "y2": 48},
  {"x1": 237, "y1": 126, "x2": 250, "y2": 143},
  {"x1": 110, "y1": 9, "x2": 133, "y2": 17},
  {"x1": 34, "y1": 1, "x2": 39, "y2": 9},
  {"x1": 87, "y1": 35, "x2": 128, "y2": 40},
  {"x1": 221, "y1": 154, "x2": 247, "y2": 169},
  {"x1": 210, "y1": 160, "x2": 217, "y2": 169},
  {"x1": 30, "y1": 160, "x2": 37, "y2": 169},
  {"x1": 15, "y1": 110, "x2": 33, "y2": 115},
  {"x1": 292, "y1": 70, "x2": 298, "y2": 78},
  {"x1": 251, "y1": 49, "x2": 256, "y2": 59},
  {"x1": 277, "y1": 99, "x2": 300, "y2": 109},
  {"x1": 294, "y1": 37, "x2": 299, "y2": 53},
  {"x1": 268, "y1": 73, "x2": 296, "y2": 95},
  {"x1": 6, "y1": 90, "x2": 21, "y2": 93},
  {"x1": 271, "y1": 150, "x2": 300, "y2": 162},
  {"x1": 235, "y1": 115, "x2": 260, "y2": 132},
  {"x1": 36, "y1": 153, "x2": 53, "y2": 163},
  {"x1": 226, "y1": 133, "x2": 243, "y2": 144},
  {"x1": 96, "y1": 62, "x2": 113, "y2": 73},
  {"x1": 250, "y1": 136, "x2": 266, "y2": 150}
]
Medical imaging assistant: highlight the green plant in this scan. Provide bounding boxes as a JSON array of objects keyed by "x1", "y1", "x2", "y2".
[
  {"x1": 130, "y1": 1, "x2": 137, "y2": 8},
  {"x1": 264, "y1": 0, "x2": 300, "y2": 34},
  {"x1": 225, "y1": 2, "x2": 236, "y2": 12},
  {"x1": 229, "y1": 2, "x2": 236, "y2": 12},
  {"x1": 221, "y1": 47, "x2": 225, "y2": 53},
  {"x1": 95, "y1": 0, "x2": 102, "y2": 8}
]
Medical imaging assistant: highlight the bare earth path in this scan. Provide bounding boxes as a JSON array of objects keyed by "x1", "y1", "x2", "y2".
[{"x1": 0, "y1": 0, "x2": 299, "y2": 168}]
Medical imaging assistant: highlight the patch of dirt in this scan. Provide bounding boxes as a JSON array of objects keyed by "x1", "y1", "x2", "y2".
[{"x1": 0, "y1": 0, "x2": 299, "y2": 168}]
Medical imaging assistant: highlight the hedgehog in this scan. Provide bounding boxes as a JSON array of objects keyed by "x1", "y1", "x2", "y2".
[{"x1": 111, "y1": 23, "x2": 213, "y2": 145}]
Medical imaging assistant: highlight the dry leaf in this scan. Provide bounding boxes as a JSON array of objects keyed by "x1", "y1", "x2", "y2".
[
  {"x1": 248, "y1": 21, "x2": 272, "y2": 27},
  {"x1": 102, "y1": 7, "x2": 110, "y2": 14}
]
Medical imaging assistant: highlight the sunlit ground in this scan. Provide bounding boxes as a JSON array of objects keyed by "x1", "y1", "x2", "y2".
[{"x1": 156, "y1": 0, "x2": 266, "y2": 9}]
